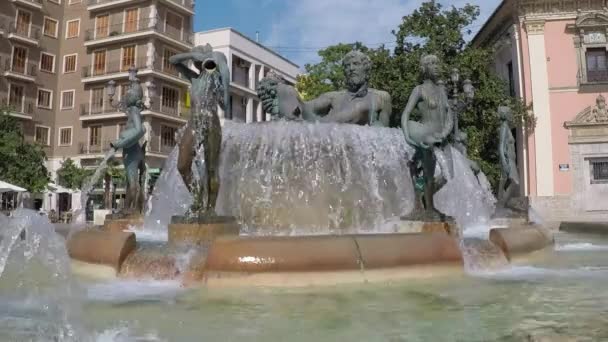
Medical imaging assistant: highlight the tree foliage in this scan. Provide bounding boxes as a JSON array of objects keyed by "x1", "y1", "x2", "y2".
[
  {"x1": 0, "y1": 108, "x2": 50, "y2": 193},
  {"x1": 56, "y1": 158, "x2": 92, "y2": 190},
  {"x1": 295, "y1": 1, "x2": 533, "y2": 189}
]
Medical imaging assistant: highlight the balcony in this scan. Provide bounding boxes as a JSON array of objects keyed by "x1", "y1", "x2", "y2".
[
  {"x1": 160, "y1": 0, "x2": 195, "y2": 15},
  {"x1": 1, "y1": 97, "x2": 34, "y2": 120},
  {"x1": 79, "y1": 140, "x2": 114, "y2": 155},
  {"x1": 2, "y1": 60, "x2": 37, "y2": 82},
  {"x1": 10, "y1": 0, "x2": 43, "y2": 10},
  {"x1": 80, "y1": 101, "x2": 189, "y2": 122},
  {"x1": 79, "y1": 103, "x2": 125, "y2": 121},
  {"x1": 84, "y1": 18, "x2": 193, "y2": 49},
  {"x1": 82, "y1": 56, "x2": 148, "y2": 82},
  {"x1": 8, "y1": 22, "x2": 41, "y2": 46},
  {"x1": 81, "y1": 57, "x2": 190, "y2": 86},
  {"x1": 87, "y1": 0, "x2": 148, "y2": 11}
]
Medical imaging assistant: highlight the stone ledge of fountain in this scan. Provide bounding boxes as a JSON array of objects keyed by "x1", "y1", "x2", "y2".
[
  {"x1": 203, "y1": 233, "x2": 463, "y2": 274},
  {"x1": 103, "y1": 215, "x2": 144, "y2": 233},
  {"x1": 168, "y1": 215, "x2": 240, "y2": 246},
  {"x1": 489, "y1": 226, "x2": 554, "y2": 261},
  {"x1": 67, "y1": 229, "x2": 136, "y2": 271}
]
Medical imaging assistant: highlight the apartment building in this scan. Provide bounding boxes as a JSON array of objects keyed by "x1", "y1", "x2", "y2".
[
  {"x1": 0, "y1": 0, "x2": 195, "y2": 212},
  {"x1": 195, "y1": 28, "x2": 300, "y2": 123}
]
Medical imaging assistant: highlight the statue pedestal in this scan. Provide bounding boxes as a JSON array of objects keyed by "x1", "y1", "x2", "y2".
[
  {"x1": 168, "y1": 216, "x2": 240, "y2": 246},
  {"x1": 103, "y1": 214, "x2": 144, "y2": 233},
  {"x1": 493, "y1": 196, "x2": 530, "y2": 224}
]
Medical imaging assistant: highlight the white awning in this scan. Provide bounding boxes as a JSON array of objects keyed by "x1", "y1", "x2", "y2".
[{"x1": 0, "y1": 180, "x2": 27, "y2": 193}]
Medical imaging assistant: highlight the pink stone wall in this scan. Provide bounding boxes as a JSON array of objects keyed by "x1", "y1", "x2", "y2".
[{"x1": 545, "y1": 20, "x2": 578, "y2": 88}]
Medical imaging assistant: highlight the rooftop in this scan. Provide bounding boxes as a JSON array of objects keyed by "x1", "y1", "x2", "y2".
[{"x1": 195, "y1": 27, "x2": 300, "y2": 69}]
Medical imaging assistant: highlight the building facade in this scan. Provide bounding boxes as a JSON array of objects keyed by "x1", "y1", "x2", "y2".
[
  {"x1": 0, "y1": 0, "x2": 195, "y2": 213},
  {"x1": 194, "y1": 28, "x2": 300, "y2": 123},
  {"x1": 474, "y1": 0, "x2": 608, "y2": 220}
]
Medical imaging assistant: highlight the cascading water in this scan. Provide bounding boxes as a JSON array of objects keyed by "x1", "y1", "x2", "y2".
[
  {"x1": 146, "y1": 121, "x2": 416, "y2": 235},
  {"x1": 74, "y1": 149, "x2": 117, "y2": 225},
  {"x1": 434, "y1": 146, "x2": 509, "y2": 271},
  {"x1": 0, "y1": 209, "x2": 87, "y2": 341},
  {"x1": 217, "y1": 121, "x2": 416, "y2": 235}
]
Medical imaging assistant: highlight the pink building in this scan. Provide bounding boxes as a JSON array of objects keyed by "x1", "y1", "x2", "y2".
[{"x1": 474, "y1": 0, "x2": 608, "y2": 220}]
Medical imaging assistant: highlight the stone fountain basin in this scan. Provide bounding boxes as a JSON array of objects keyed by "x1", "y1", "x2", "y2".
[{"x1": 66, "y1": 224, "x2": 554, "y2": 287}]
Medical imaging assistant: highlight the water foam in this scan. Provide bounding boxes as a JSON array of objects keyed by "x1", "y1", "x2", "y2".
[{"x1": 556, "y1": 243, "x2": 608, "y2": 252}]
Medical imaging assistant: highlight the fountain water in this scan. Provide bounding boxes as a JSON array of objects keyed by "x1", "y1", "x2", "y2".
[
  {"x1": 73, "y1": 149, "x2": 117, "y2": 225},
  {"x1": 0, "y1": 209, "x2": 86, "y2": 340},
  {"x1": 145, "y1": 121, "x2": 416, "y2": 236}
]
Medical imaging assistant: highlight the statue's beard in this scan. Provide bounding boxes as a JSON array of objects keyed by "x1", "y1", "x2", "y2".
[{"x1": 346, "y1": 75, "x2": 367, "y2": 93}]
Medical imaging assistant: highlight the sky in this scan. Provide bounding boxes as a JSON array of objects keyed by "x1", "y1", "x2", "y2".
[{"x1": 195, "y1": 0, "x2": 502, "y2": 68}]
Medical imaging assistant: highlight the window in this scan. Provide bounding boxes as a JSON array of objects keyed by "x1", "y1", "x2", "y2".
[
  {"x1": 161, "y1": 86, "x2": 178, "y2": 111},
  {"x1": 124, "y1": 8, "x2": 138, "y2": 33},
  {"x1": 89, "y1": 125, "x2": 101, "y2": 146},
  {"x1": 68, "y1": 0, "x2": 81, "y2": 4},
  {"x1": 35, "y1": 126, "x2": 50, "y2": 145},
  {"x1": 61, "y1": 90, "x2": 75, "y2": 109},
  {"x1": 16, "y1": 10, "x2": 31, "y2": 37},
  {"x1": 8, "y1": 84, "x2": 24, "y2": 111},
  {"x1": 12, "y1": 46, "x2": 27, "y2": 73},
  {"x1": 37, "y1": 89, "x2": 53, "y2": 109},
  {"x1": 40, "y1": 53, "x2": 55, "y2": 73},
  {"x1": 91, "y1": 87, "x2": 104, "y2": 113},
  {"x1": 95, "y1": 15, "x2": 109, "y2": 38},
  {"x1": 64, "y1": 54, "x2": 77, "y2": 73},
  {"x1": 591, "y1": 158, "x2": 608, "y2": 184},
  {"x1": 161, "y1": 125, "x2": 176, "y2": 147},
  {"x1": 586, "y1": 48, "x2": 608, "y2": 83},
  {"x1": 164, "y1": 11, "x2": 183, "y2": 38},
  {"x1": 43, "y1": 17, "x2": 58, "y2": 38},
  {"x1": 120, "y1": 83, "x2": 129, "y2": 99},
  {"x1": 48, "y1": 0, "x2": 61, "y2": 3},
  {"x1": 507, "y1": 62, "x2": 515, "y2": 97},
  {"x1": 66, "y1": 19, "x2": 80, "y2": 39},
  {"x1": 121, "y1": 45, "x2": 136, "y2": 71},
  {"x1": 59, "y1": 127, "x2": 72, "y2": 146},
  {"x1": 163, "y1": 48, "x2": 177, "y2": 75},
  {"x1": 93, "y1": 50, "x2": 106, "y2": 75}
]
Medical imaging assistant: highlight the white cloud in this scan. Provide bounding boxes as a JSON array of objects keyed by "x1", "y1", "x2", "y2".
[{"x1": 265, "y1": 0, "x2": 501, "y2": 67}]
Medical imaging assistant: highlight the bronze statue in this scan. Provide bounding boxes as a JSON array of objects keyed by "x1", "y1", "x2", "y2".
[
  {"x1": 169, "y1": 44, "x2": 230, "y2": 218},
  {"x1": 401, "y1": 55, "x2": 455, "y2": 220},
  {"x1": 107, "y1": 68, "x2": 147, "y2": 216},
  {"x1": 257, "y1": 50, "x2": 392, "y2": 126},
  {"x1": 497, "y1": 105, "x2": 519, "y2": 208}
]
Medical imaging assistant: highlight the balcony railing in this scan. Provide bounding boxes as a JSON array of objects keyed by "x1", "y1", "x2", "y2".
[
  {"x1": 1, "y1": 97, "x2": 34, "y2": 115},
  {"x1": 3, "y1": 60, "x2": 37, "y2": 78},
  {"x1": 81, "y1": 101, "x2": 190, "y2": 118},
  {"x1": 84, "y1": 18, "x2": 193, "y2": 44},
  {"x1": 79, "y1": 140, "x2": 113, "y2": 154},
  {"x1": 13, "y1": 0, "x2": 43, "y2": 6},
  {"x1": 80, "y1": 103, "x2": 121, "y2": 116},
  {"x1": 82, "y1": 57, "x2": 148, "y2": 78},
  {"x1": 8, "y1": 22, "x2": 41, "y2": 41},
  {"x1": 147, "y1": 101, "x2": 190, "y2": 118}
]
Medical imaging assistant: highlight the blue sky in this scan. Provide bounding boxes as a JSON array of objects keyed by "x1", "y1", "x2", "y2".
[{"x1": 196, "y1": 0, "x2": 502, "y2": 68}]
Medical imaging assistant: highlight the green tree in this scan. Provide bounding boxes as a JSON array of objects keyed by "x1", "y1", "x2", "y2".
[
  {"x1": 295, "y1": 1, "x2": 533, "y2": 189},
  {"x1": 0, "y1": 108, "x2": 50, "y2": 192},
  {"x1": 56, "y1": 158, "x2": 92, "y2": 190}
]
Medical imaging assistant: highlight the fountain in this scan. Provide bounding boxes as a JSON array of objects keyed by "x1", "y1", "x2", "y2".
[
  {"x1": 5, "y1": 45, "x2": 595, "y2": 340},
  {"x1": 56, "y1": 51, "x2": 556, "y2": 288}
]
